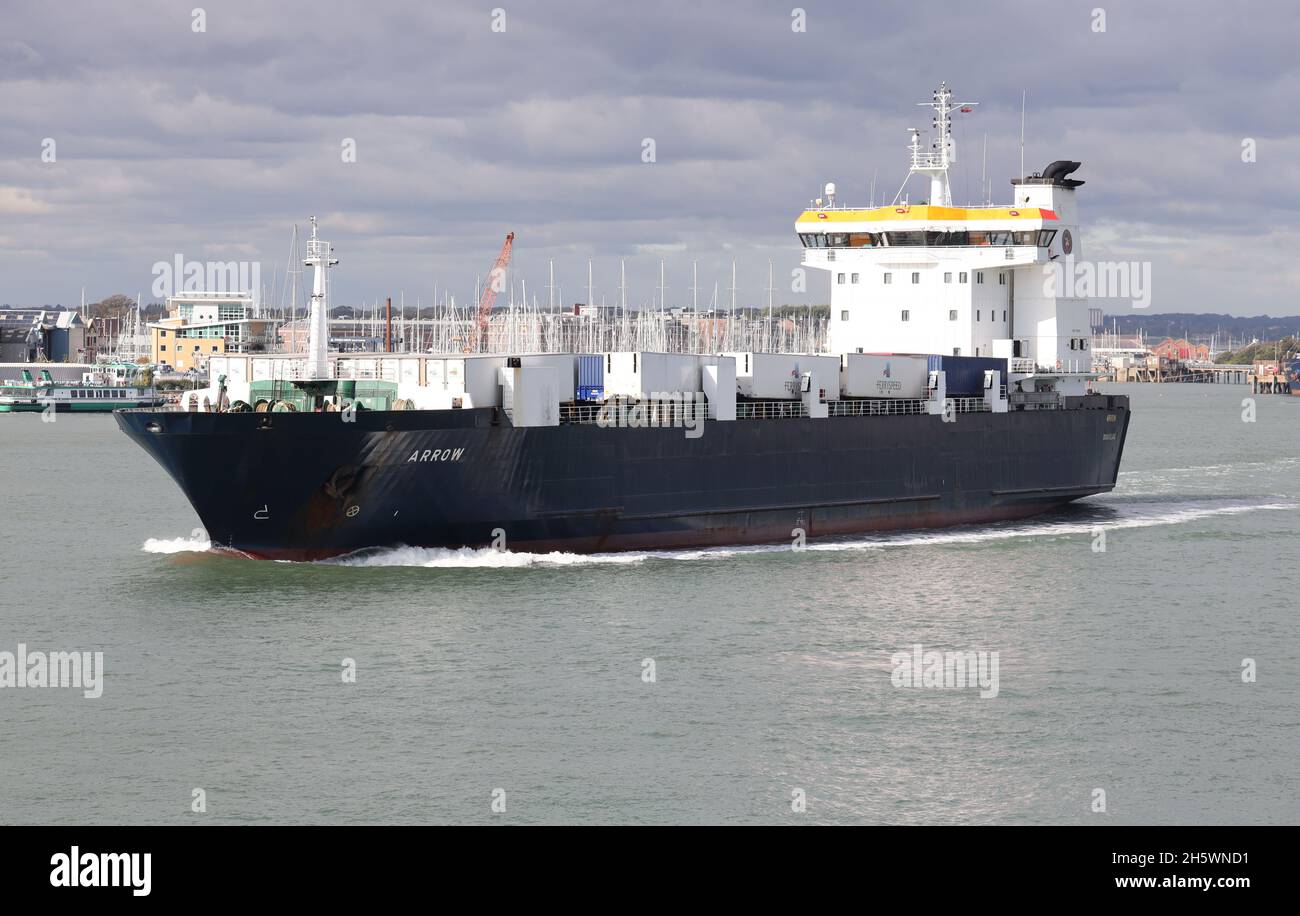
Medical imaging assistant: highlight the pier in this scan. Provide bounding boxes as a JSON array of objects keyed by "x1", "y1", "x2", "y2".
[{"x1": 1102, "y1": 360, "x2": 1291, "y2": 393}]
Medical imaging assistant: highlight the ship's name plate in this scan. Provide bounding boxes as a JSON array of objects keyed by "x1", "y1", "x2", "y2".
[{"x1": 407, "y1": 448, "x2": 466, "y2": 463}]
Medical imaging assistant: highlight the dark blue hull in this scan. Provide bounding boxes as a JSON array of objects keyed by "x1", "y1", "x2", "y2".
[{"x1": 116, "y1": 395, "x2": 1130, "y2": 560}]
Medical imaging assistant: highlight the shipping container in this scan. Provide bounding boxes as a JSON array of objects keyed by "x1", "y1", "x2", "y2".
[
  {"x1": 517, "y1": 354, "x2": 577, "y2": 403},
  {"x1": 925, "y1": 354, "x2": 1008, "y2": 396},
  {"x1": 725, "y1": 352, "x2": 840, "y2": 400},
  {"x1": 462, "y1": 356, "x2": 505, "y2": 408},
  {"x1": 577, "y1": 354, "x2": 604, "y2": 401},
  {"x1": 840, "y1": 353, "x2": 929, "y2": 398},
  {"x1": 499, "y1": 366, "x2": 560, "y2": 426},
  {"x1": 603, "y1": 352, "x2": 701, "y2": 399}
]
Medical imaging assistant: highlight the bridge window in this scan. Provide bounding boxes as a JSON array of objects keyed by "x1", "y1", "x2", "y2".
[
  {"x1": 848, "y1": 233, "x2": 878, "y2": 247},
  {"x1": 886, "y1": 231, "x2": 926, "y2": 246},
  {"x1": 1013, "y1": 231, "x2": 1036, "y2": 245},
  {"x1": 1037, "y1": 230, "x2": 1057, "y2": 247}
]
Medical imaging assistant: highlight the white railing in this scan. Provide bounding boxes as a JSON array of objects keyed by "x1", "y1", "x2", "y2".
[
  {"x1": 559, "y1": 404, "x2": 605, "y2": 425},
  {"x1": 827, "y1": 398, "x2": 927, "y2": 416},
  {"x1": 736, "y1": 400, "x2": 809, "y2": 420},
  {"x1": 558, "y1": 395, "x2": 1006, "y2": 425},
  {"x1": 948, "y1": 396, "x2": 990, "y2": 413}
]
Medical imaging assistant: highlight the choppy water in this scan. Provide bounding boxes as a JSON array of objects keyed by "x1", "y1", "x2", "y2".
[{"x1": 1, "y1": 384, "x2": 1297, "y2": 824}]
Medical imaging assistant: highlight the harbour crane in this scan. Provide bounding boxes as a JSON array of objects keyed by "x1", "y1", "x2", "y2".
[{"x1": 474, "y1": 232, "x2": 514, "y2": 352}]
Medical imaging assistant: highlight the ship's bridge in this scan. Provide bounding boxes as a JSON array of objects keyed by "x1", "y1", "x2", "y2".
[{"x1": 795, "y1": 204, "x2": 1059, "y2": 248}]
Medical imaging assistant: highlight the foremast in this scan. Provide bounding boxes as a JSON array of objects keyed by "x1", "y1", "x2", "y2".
[{"x1": 303, "y1": 216, "x2": 339, "y2": 380}]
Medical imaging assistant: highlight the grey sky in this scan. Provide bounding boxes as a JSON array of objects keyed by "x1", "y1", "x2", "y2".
[{"x1": 1, "y1": 0, "x2": 1296, "y2": 315}]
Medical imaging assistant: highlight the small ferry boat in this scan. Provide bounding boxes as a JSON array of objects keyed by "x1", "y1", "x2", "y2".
[{"x1": 0, "y1": 364, "x2": 165, "y2": 413}]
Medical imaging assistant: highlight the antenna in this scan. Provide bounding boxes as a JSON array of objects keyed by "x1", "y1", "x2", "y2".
[
  {"x1": 892, "y1": 83, "x2": 977, "y2": 206},
  {"x1": 981, "y1": 132, "x2": 988, "y2": 205},
  {"x1": 1019, "y1": 90, "x2": 1026, "y2": 182}
]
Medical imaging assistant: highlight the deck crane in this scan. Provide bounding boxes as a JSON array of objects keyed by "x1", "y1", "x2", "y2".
[{"x1": 474, "y1": 232, "x2": 514, "y2": 352}]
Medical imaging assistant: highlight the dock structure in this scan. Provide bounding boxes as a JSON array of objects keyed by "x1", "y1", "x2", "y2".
[
  {"x1": 1101, "y1": 360, "x2": 1290, "y2": 392},
  {"x1": 1249, "y1": 371, "x2": 1289, "y2": 394}
]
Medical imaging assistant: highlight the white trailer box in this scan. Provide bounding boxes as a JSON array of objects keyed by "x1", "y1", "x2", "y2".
[
  {"x1": 399, "y1": 357, "x2": 422, "y2": 386},
  {"x1": 726, "y1": 352, "x2": 840, "y2": 400},
  {"x1": 603, "y1": 352, "x2": 701, "y2": 399},
  {"x1": 517, "y1": 354, "x2": 578, "y2": 403},
  {"x1": 840, "y1": 353, "x2": 929, "y2": 398},
  {"x1": 462, "y1": 357, "x2": 505, "y2": 408},
  {"x1": 224, "y1": 356, "x2": 249, "y2": 384},
  {"x1": 699, "y1": 355, "x2": 737, "y2": 421},
  {"x1": 499, "y1": 366, "x2": 561, "y2": 427}
]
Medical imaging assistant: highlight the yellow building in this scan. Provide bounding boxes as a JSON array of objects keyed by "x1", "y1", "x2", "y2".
[
  {"x1": 151, "y1": 323, "x2": 227, "y2": 371},
  {"x1": 147, "y1": 293, "x2": 276, "y2": 372}
]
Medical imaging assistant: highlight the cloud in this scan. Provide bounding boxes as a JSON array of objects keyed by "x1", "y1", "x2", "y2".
[{"x1": 0, "y1": 0, "x2": 1296, "y2": 314}]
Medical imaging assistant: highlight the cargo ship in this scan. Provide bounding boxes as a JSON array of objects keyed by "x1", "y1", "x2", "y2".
[{"x1": 116, "y1": 84, "x2": 1130, "y2": 560}]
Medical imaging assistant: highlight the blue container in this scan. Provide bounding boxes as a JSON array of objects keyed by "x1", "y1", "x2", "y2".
[
  {"x1": 578, "y1": 354, "x2": 603, "y2": 387},
  {"x1": 925, "y1": 355, "x2": 1008, "y2": 396},
  {"x1": 577, "y1": 355, "x2": 604, "y2": 400}
]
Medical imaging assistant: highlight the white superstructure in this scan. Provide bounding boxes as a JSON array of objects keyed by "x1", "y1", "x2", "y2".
[{"x1": 799, "y1": 83, "x2": 1092, "y2": 383}]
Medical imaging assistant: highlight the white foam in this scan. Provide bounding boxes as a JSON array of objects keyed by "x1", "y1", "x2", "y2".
[
  {"x1": 325, "y1": 545, "x2": 639, "y2": 568},
  {"x1": 800, "y1": 500, "x2": 1298, "y2": 552},
  {"x1": 141, "y1": 499, "x2": 1298, "y2": 567},
  {"x1": 141, "y1": 531, "x2": 212, "y2": 554}
]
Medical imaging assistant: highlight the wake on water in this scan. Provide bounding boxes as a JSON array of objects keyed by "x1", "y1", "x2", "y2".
[{"x1": 139, "y1": 496, "x2": 1299, "y2": 569}]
